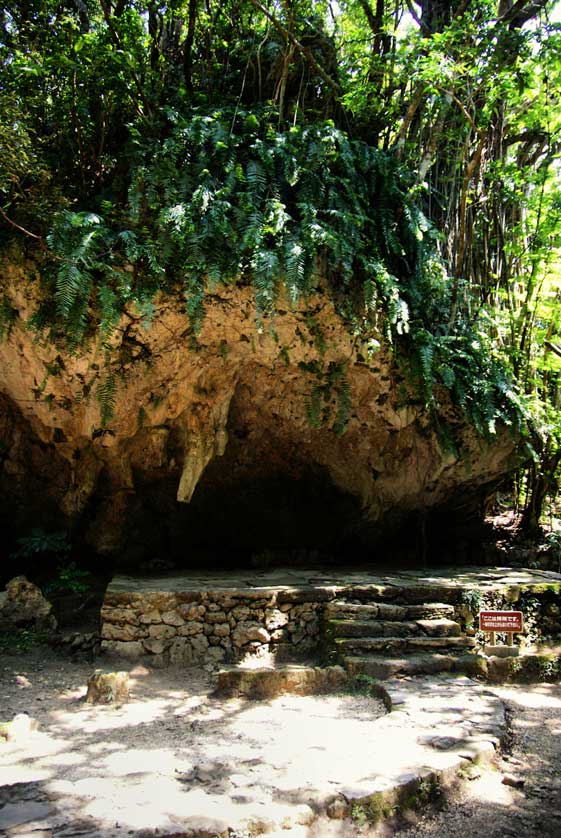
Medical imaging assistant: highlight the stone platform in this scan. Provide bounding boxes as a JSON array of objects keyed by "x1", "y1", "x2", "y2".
[
  {"x1": 106, "y1": 566, "x2": 561, "y2": 594},
  {"x1": 101, "y1": 567, "x2": 561, "y2": 670}
]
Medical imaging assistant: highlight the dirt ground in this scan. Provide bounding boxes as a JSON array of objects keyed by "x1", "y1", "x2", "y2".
[
  {"x1": 1, "y1": 646, "x2": 561, "y2": 837},
  {"x1": 394, "y1": 682, "x2": 561, "y2": 838}
]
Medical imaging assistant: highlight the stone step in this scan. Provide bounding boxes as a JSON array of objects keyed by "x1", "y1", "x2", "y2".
[
  {"x1": 325, "y1": 602, "x2": 403, "y2": 621},
  {"x1": 415, "y1": 618, "x2": 461, "y2": 637},
  {"x1": 403, "y1": 603, "x2": 456, "y2": 619},
  {"x1": 325, "y1": 601, "x2": 456, "y2": 622},
  {"x1": 329, "y1": 619, "x2": 419, "y2": 638},
  {"x1": 340, "y1": 585, "x2": 456, "y2": 605},
  {"x1": 329, "y1": 617, "x2": 461, "y2": 639},
  {"x1": 335, "y1": 635, "x2": 476, "y2": 656},
  {"x1": 344, "y1": 653, "x2": 459, "y2": 680}
]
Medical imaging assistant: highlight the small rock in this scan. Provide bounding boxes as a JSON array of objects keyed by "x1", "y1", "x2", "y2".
[
  {"x1": 0, "y1": 713, "x2": 39, "y2": 742},
  {"x1": 143, "y1": 638, "x2": 168, "y2": 655},
  {"x1": 326, "y1": 797, "x2": 349, "y2": 819},
  {"x1": 15, "y1": 674, "x2": 32, "y2": 688},
  {"x1": 0, "y1": 576, "x2": 56, "y2": 633},
  {"x1": 138, "y1": 609, "x2": 161, "y2": 624},
  {"x1": 148, "y1": 623, "x2": 176, "y2": 640},
  {"x1": 502, "y1": 774, "x2": 525, "y2": 789},
  {"x1": 161, "y1": 610, "x2": 185, "y2": 626},
  {"x1": 86, "y1": 670, "x2": 130, "y2": 705}
]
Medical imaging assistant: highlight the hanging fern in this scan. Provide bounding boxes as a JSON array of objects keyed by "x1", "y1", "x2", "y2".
[
  {"x1": 334, "y1": 372, "x2": 352, "y2": 437},
  {"x1": 97, "y1": 367, "x2": 117, "y2": 428},
  {"x1": 306, "y1": 384, "x2": 323, "y2": 429},
  {"x1": 40, "y1": 106, "x2": 524, "y2": 438}
]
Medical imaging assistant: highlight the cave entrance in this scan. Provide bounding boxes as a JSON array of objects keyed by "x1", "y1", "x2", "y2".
[{"x1": 125, "y1": 462, "x2": 366, "y2": 571}]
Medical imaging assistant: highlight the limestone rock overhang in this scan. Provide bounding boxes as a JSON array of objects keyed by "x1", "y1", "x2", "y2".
[{"x1": 0, "y1": 258, "x2": 519, "y2": 564}]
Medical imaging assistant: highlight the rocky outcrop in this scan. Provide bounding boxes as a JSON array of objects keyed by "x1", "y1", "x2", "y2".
[
  {"x1": 0, "y1": 254, "x2": 519, "y2": 564},
  {"x1": 0, "y1": 576, "x2": 57, "y2": 634}
]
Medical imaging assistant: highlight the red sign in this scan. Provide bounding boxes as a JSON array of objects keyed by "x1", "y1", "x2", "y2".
[{"x1": 479, "y1": 611, "x2": 523, "y2": 632}]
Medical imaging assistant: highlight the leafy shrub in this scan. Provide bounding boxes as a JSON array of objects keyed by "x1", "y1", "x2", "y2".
[
  {"x1": 44, "y1": 562, "x2": 90, "y2": 596},
  {"x1": 12, "y1": 529, "x2": 70, "y2": 560},
  {"x1": 0, "y1": 628, "x2": 50, "y2": 655}
]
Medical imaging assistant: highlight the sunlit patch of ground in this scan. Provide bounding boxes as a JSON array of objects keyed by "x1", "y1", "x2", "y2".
[
  {"x1": 1, "y1": 654, "x2": 389, "y2": 835},
  {"x1": 2, "y1": 651, "x2": 559, "y2": 837},
  {"x1": 396, "y1": 683, "x2": 561, "y2": 838}
]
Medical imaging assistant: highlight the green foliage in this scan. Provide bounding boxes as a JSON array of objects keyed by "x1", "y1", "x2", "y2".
[
  {"x1": 10, "y1": 528, "x2": 89, "y2": 596},
  {"x1": 12, "y1": 529, "x2": 70, "y2": 560},
  {"x1": 459, "y1": 589, "x2": 484, "y2": 618},
  {"x1": 46, "y1": 212, "x2": 133, "y2": 347},
  {"x1": 0, "y1": 628, "x2": 50, "y2": 655},
  {"x1": 537, "y1": 655, "x2": 560, "y2": 682},
  {"x1": 347, "y1": 673, "x2": 379, "y2": 695},
  {"x1": 415, "y1": 776, "x2": 442, "y2": 808},
  {"x1": 44, "y1": 562, "x2": 90, "y2": 596},
  {"x1": 97, "y1": 367, "x2": 117, "y2": 428},
  {"x1": 351, "y1": 794, "x2": 393, "y2": 825},
  {"x1": 123, "y1": 112, "x2": 426, "y2": 327}
]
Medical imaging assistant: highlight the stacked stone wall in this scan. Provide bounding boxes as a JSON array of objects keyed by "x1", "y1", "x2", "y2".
[
  {"x1": 101, "y1": 577, "x2": 561, "y2": 667},
  {"x1": 101, "y1": 588, "x2": 332, "y2": 666}
]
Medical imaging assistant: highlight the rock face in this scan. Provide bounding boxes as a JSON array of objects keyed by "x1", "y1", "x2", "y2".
[{"x1": 0, "y1": 254, "x2": 518, "y2": 565}]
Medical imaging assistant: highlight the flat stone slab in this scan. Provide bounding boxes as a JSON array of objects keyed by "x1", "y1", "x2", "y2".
[
  {"x1": 106, "y1": 566, "x2": 561, "y2": 596},
  {"x1": 0, "y1": 667, "x2": 506, "y2": 836},
  {"x1": 0, "y1": 801, "x2": 54, "y2": 830},
  {"x1": 215, "y1": 664, "x2": 348, "y2": 699}
]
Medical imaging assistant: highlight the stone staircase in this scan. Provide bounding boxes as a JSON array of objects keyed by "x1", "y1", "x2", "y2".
[{"x1": 325, "y1": 597, "x2": 478, "y2": 679}]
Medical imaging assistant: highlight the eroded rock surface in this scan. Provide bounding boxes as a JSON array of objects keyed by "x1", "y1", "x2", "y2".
[
  {"x1": 0, "y1": 577, "x2": 56, "y2": 634},
  {"x1": 0, "y1": 256, "x2": 518, "y2": 563}
]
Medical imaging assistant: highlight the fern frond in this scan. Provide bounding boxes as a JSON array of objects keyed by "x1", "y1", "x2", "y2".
[{"x1": 97, "y1": 368, "x2": 117, "y2": 428}]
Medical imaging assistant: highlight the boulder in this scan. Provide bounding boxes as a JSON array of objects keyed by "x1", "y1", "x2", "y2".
[{"x1": 0, "y1": 576, "x2": 56, "y2": 633}]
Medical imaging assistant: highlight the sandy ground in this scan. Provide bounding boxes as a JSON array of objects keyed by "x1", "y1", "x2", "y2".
[
  {"x1": 0, "y1": 648, "x2": 388, "y2": 836},
  {"x1": 1, "y1": 647, "x2": 561, "y2": 836}
]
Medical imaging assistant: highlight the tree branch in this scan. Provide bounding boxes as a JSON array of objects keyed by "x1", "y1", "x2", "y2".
[
  {"x1": 183, "y1": 0, "x2": 198, "y2": 92},
  {"x1": 545, "y1": 340, "x2": 561, "y2": 360},
  {"x1": 0, "y1": 206, "x2": 43, "y2": 241},
  {"x1": 247, "y1": 0, "x2": 341, "y2": 94},
  {"x1": 499, "y1": 0, "x2": 550, "y2": 28},
  {"x1": 404, "y1": 0, "x2": 430, "y2": 33}
]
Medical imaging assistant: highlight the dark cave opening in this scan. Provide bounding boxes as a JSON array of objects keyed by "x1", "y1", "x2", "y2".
[{"x1": 119, "y1": 464, "x2": 369, "y2": 571}]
